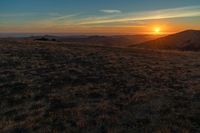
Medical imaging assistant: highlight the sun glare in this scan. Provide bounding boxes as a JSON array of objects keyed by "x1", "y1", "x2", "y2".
[{"x1": 154, "y1": 27, "x2": 161, "y2": 34}]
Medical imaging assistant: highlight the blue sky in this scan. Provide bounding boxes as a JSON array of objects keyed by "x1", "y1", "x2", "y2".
[{"x1": 0, "y1": 0, "x2": 200, "y2": 34}]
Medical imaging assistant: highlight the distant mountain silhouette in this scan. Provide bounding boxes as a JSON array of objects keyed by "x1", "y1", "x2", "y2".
[
  {"x1": 31, "y1": 35, "x2": 162, "y2": 47},
  {"x1": 132, "y1": 30, "x2": 200, "y2": 51}
]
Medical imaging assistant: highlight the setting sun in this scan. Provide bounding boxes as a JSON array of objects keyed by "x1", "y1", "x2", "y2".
[{"x1": 154, "y1": 27, "x2": 161, "y2": 34}]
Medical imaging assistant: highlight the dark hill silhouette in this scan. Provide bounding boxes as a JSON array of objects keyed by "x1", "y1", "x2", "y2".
[
  {"x1": 31, "y1": 35, "x2": 162, "y2": 47},
  {"x1": 131, "y1": 30, "x2": 200, "y2": 51}
]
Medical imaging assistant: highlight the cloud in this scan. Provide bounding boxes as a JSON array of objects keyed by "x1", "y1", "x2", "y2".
[
  {"x1": 100, "y1": 9, "x2": 121, "y2": 14},
  {"x1": 80, "y1": 6, "x2": 200, "y2": 25},
  {"x1": 2, "y1": 5, "x2": 200, "y2": 33},
  {"x1": 0, "y1": 13, "x2": 37, "y2": 17},
  {"x1": 25, "y1": 13, "x2": 81, "y2": 29},
  {"x1": 52, "y1": 14, "x2": 80, "y2": 21},
  {"x1": 0, "y1": 12, "x2": 79, "y2": 19}
]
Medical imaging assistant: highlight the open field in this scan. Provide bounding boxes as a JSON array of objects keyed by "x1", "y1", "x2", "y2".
[{"x1": 0, "y1": 39, "x2": 200, "y2": 133}]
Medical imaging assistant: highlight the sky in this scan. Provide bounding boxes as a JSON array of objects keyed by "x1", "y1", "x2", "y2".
[{"x1": 0, "y1": 0, "x2": 200, "y2": 35}]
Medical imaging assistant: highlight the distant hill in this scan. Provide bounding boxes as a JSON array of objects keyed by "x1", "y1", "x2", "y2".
[
  {"x1": 131, "y1": 30, "x2": 200, "y2": 51},
  {"x1": 30, "y1": 35, "x2": 162, "y2": 47}
]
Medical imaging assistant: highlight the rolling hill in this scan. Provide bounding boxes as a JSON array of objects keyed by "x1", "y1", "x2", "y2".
[
  {"x1": 28, "y1": 34, "x2": 162, "y2": 47},
  {"x1": 131, "y1": 30, "x2": 200, "y2": 51}
]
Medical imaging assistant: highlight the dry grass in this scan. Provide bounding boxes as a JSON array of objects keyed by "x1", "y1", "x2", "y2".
[{"x1": 0, "y1": 39, "x2": 200, "y2": 133}]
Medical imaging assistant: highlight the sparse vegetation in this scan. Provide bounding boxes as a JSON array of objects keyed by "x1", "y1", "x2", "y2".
[{"x1": 0, "y1": 39, "x2": 200, "y2": 133}]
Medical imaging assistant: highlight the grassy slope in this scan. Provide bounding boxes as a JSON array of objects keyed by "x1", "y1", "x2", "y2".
[{"x1": 0, "y1": 39, "x2": 200, "y2": 133}]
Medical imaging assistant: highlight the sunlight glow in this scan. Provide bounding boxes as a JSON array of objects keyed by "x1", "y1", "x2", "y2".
[{"x1": 154, "y1": 27, "x2": 161, "y2": 34}]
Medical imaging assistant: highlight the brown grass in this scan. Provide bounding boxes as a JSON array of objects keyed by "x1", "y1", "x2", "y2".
[{"x1": 0, "y1": 39, "x2": 200, "y2": 133}]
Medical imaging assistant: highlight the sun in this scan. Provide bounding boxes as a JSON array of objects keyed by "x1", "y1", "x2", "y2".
[{"x1": 154, "y1": 27, "x2": 161, "y2": 34}]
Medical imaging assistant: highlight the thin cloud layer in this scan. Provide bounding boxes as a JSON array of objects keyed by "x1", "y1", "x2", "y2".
[
  {"x1": 1, "y1": 4, "x2": 200, "y2": 33},
  {"x1": 100, "y1": 9, "x2": 121, "y2": 14},
  {"x1": 79, "y1": 6, "x2": 200, "y2": 25}
]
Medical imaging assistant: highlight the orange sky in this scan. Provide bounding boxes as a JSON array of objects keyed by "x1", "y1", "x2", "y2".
[{"x1": 1, "y1": 3, "x2": 200, "y2": 35}]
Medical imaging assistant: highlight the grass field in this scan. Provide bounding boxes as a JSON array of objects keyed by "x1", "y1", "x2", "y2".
[{"x1": 0, "y1": 39, "x2": 200, "y2": 133}]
